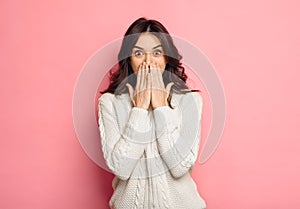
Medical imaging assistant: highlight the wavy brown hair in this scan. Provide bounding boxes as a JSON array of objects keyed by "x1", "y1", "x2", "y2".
[{"x1": 100, "y1": 17, "x2": 201, "y2": 108}]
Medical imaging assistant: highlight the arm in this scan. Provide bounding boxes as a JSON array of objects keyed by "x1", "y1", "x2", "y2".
[
  {"x1": 98, "y1": 93, "x2": 151, "y2": 180},
  {"x1": 153, "y1": 92, "x2": 203, "y2": 178}
]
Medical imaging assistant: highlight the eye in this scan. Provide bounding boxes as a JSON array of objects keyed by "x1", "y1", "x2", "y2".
[
  {"x1": 153, "y1": 49, "x2": 163, "y2": 56},
  {"x1": 133, "y1": 50, "x2": 144, "y2": 57}
]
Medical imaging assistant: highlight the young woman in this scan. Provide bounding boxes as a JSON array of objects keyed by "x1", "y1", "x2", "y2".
[{"x1": 98, "y1": 17, "x2": 207, "y2": 209}]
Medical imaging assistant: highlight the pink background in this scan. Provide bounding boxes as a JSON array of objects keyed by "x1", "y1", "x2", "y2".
[{"x1": 1, "y1": 0, "x2": 299, "y2": 208}]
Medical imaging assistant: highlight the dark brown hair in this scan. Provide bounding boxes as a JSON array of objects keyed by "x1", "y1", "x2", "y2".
[{"x1": 100, "y1": 17, "x2": 201, "y2": 108}]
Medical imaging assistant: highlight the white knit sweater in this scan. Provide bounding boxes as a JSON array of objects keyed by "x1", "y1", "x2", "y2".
[{"x1": 97, "y1": 91, "x2": 207, "y2": 209}]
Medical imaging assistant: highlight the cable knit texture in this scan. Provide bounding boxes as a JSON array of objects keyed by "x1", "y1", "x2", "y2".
[{"x1": 98, "y1": 92, "x2": 207, "y2": 209}]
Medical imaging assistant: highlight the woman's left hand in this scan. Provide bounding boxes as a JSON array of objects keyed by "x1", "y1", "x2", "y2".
[{"x1": 149, "y1": 62, "x2": 174, "y2": 109}]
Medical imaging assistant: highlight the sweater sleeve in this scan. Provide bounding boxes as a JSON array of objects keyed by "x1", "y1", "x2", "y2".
[
  {"x1": 98, "y1": 93, "x2": 151, "y2": 180},
  {"x1": 153, "y1": 92, "x2": 203, "y2": 178}
]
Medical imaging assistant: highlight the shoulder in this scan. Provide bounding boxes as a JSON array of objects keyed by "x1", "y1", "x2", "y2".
[
  {"x1": 98, "y1": 92, "x2": 114, "y2": 102},
  {"x1": 190, "y1": 91, "x2": 203, "y2": 105},
  {"x1": 98, "y1": 93, "x2": 131, "y2": 110},
  {"x1": 97, "y1": 93, "x2": 115, "y2": 113}
]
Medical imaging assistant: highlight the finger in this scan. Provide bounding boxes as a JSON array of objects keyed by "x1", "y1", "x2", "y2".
[
  {"x1": 143, "y1": 63, "x2": 148, "y2": 90},
  {"x1": 165, "y1": 82, "x2": 174, "y2": 96},
  {"x1": 147, "y1": 70, "x2": 151, "y2": 91},
  {"x1": 149, "y1": 62, "x2": 153, "y2": 71},
  {"x1": 151, "y1": 67, "x2": 158, "y2": 90},
  {"x1": 150, "y1": 63, "x2": 156, "y2": 89},
  {"x1": 153, "y1": 67, "x2": 162, "y2": 91},
  {"x1": 146, "y1": 63, "x2": 152, "y2": 91},
  {"x1": 155, "y1": 63, "x2": 164, "y2": 86},
  {"x1": 126, "y1": 83, "x2": 133, "y2": 97},
  {"x1": 146, "y1": 61, "x2": 149, "y2": 69},
  {"x1": 137, "y1": 62, "x2": 146, "y2": 96},
  {"x1": 149, "y1": 64, "x2": 153, "y2": 91},
  {"x1": 136, "y1": 63, "x2": 142, "y2": 93},
  {"x1": 148, "y1": 62, "x2": 152, "y2": 84},
  {"x1": 140, "y1": 62, "x2": 146, "y2": 91}
]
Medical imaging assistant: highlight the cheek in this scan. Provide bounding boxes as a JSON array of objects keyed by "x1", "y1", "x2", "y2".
[
  {"x1": 154, "y1": 58, "x2": 167, "y2": 69},
  {"x1": 130, "y1": 58, "x2": 141, "y2": 71}
]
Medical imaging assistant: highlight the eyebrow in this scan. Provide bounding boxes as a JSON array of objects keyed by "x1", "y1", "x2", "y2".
[{"x1": 133, "y1": 44, "x2": 162, "y2": 50}]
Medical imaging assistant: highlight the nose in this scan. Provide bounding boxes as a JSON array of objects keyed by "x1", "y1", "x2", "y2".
[{"x1": 144, "y1": 52, "x2": 152, "y2": 63}]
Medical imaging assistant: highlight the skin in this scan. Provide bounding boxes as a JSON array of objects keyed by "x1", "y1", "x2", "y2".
[
  {"x1": 130, "y1": 32, "x2": 167, "y2": 73},
  {"x1": 126, "y1": 32, "x2": 174, "y2": 110}
]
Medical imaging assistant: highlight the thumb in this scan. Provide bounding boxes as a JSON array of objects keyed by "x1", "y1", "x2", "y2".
[
  {"x1": 165, "y1": 82, "x2": 174, "y2": 96},
  {"x1": 126, "y1": 83, "x2": 136, "y2": 106}
]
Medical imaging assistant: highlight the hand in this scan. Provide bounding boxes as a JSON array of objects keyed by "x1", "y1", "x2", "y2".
[
  {"x1": 149, "y1": 62, "x2": 174, "y2": 109},
  {"x1": 126, "y1": 62, "x2": 151, "y2": 110}
]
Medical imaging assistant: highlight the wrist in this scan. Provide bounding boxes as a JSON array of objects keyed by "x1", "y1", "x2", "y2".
[
  {"x1": 152, "y1": 103, "x2": 168, "y2": 109},
  {"x1": 136, "y1": 105, "x2": 149, "y2": 111}
]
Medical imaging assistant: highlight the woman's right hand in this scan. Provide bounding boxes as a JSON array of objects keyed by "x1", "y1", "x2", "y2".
[{"x1": 126, "y1": 62, "x2": 151, "y2": 110}]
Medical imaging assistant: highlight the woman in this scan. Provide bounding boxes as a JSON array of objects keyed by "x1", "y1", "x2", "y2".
[{"x1": 98, "y1": 17, "x2": 207, "y2": 209}]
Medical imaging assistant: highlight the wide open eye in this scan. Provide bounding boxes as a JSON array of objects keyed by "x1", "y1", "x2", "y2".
[
  {"x1": 153, "y1": 49, "x2": 163, "y2": 57},
  {"x1": 133, "y1": 50, "x2": 144, "y2": 58}
]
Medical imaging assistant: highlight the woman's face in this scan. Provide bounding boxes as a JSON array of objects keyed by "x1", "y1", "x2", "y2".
[{"x1": 130, "y1": 32, "x2": 167, "y2": 73}]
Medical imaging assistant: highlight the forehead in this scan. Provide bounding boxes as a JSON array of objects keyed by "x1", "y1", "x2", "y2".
[{"x1": 134, "y1": 33, "x2": 162, "y2": 49}]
